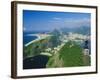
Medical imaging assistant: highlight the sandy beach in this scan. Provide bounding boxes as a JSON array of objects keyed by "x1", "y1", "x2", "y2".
[{"x1": 25, "y1": 34, "x2": 51, "y2": 47}]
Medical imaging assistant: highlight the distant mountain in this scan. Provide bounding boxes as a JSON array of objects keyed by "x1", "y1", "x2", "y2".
[
  {"x1": 50, "y1": 29, "x2": 61, "y2": 36},
  {"x1": 61, "y1": 26, "x2": 90, "y2": 35},
  {"x1": 75, "y1": 26, "x2": 90, "y2": 35},
  {"x1": 49, "y1": 29, "x2": 62, "y2": 47}
]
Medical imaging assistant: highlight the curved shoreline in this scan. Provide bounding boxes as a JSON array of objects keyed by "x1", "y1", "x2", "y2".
[{"x1": 25, "y1": 34, "x2": 51, "y2": 47}]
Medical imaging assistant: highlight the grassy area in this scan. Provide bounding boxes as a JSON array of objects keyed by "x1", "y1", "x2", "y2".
[
  {"x1": 24, "y1": 38, "x2": 90, "y2": 67},
  {"x1": 47, "y1": 41, "x2": 91, "y2": 67},
  {"x1": 59, "y1": 41, "x2": 84, "y2": 67}
]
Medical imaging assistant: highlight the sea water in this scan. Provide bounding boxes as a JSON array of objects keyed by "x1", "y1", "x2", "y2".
[{"x1": 23, "y1": 32, "x2": 38, "y2": 45}]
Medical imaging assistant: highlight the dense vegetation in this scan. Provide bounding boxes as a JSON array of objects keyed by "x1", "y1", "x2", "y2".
[
  {"x1": 23, "y1": 29, "x2": 61, "y2": 59},
  {"x1": 23, "y1": 38, "x2": 50, "y2": 59},
  {"x1": 23, "y1": 29, "x2": 90, "y2": 68},
  {"x1": 59, "y1": 41, "x2": 84, "y2": 66},
  {"x1": 47, "y1": 41, "x2": 86, "y2": 67}
]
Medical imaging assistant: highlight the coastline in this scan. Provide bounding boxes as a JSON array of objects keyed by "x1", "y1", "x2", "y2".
[{"x1": 25, "y1": 34, "x2": 51, "y2": 47}]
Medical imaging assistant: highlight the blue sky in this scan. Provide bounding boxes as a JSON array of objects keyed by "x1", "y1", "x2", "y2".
[{"x1": 23, "y1": 10, "x2": 91, "y2": 32}]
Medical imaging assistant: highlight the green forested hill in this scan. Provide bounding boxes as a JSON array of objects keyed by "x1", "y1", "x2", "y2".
[
  {"x1": 47, "y1": 41, "x2": 88, "y2": 67},
  {"x1": 59, "y1": 41, "x2": 84, "y2": 67}
]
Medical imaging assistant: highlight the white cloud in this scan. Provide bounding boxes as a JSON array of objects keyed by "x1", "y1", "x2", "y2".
[
  {"x1": 49, "y1": 17, "x2": 62, "y2": 23},
  {"x1": 53, "y1": 17, "x2": 62, "y2": 20}
]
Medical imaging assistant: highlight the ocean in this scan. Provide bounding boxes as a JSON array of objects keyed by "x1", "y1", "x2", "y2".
[
  {"x1": 23, "y1": 31, "x2": 48, "y2": 45},
  {"x1": 23, "y1": 32, "x2": 38, "y2": 45},
  {"x1": 23, "y1": 35, "x2": 37, "y2": 45}
]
